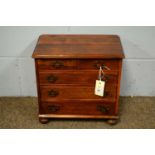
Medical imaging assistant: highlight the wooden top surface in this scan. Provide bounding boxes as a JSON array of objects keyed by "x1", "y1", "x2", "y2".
[{"x1": 32, "y1": 35, "x2": 124, "y2": 59}]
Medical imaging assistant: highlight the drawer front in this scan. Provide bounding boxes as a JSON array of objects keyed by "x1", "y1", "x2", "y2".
[
  {"x1": 37, "y1": 59, "x2": 119, "y2": 71},
  {"x1": 40, "y1": 101, "x2": 116, "y2": 115},
  {"x1": 78, "y1": 59, "x2": 119, "y2": 70},
  {"x1": 37, "y1": 59, "x2": 77, "y2": 70},
  {"x1": 40, "y1": 85, "x2": 117, "y2": 102},
  {"x1": 39, "y1": 71, "x2": 118, "y2": 85}
]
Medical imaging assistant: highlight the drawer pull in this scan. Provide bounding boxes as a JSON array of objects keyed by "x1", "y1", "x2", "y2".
[
  {"x1": 47, "y1": 75, "x2": 58, "y2": 83},
  {"x1": 48, "y1": 90, "x2": 59, "y2": 97},
  {"x1": 102, "y1": 75, "x2": 110, "y2": 82},
  {"x1": 97, "y1": 105, "x2": 110, "y2": 114},
  {"x1": 52, "y1": 61, "x2": 64, "y2": 68},
  {"x1": 94, "y1": 63, "x2": 110, "y2": 70},
  {"x1": 48, "y1": 105, "x2": 60, "y2": 112}
]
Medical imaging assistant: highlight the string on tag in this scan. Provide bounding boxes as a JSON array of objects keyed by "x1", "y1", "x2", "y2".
[
  {"x1": 95, "y1": 66, "x2": 106, "y2": 97},
  {"x1": 98, "y1": 66, "x2": 105, "y2": 81}
]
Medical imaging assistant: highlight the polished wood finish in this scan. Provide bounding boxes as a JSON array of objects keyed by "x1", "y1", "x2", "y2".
[
  {"x1": 39, "y1": 114, "x2": 119, "y2": 119},
  {"x1": 40, "y1": 85, "x2": 116, "y2": 101},
  {"x1": 32, "y1": 35, "x2": 124, "y2": 124},
  {"x1": 40, "y1": 101, "x2": 115, "y2": 115},
  {"x1": 78, "y1": 59, "x2": 119, "y2": 70},
  {"x1": 37, "y1": 59, "x2": 119, "y2": 70},
  {"x1": 32, "y1": 35, "x2": 124, "y2": 59},
  {"x1": 39, "y1": 71, "x2": 118, "y2": 85},
  {"x1": 37, "y1": 59, "x2": 77, "y2": 70}
]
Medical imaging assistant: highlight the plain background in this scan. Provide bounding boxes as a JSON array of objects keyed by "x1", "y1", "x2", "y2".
[
  {"x1": 0, "y1": 26, "x2": 155, "y2": 96},
  {"x1": 0, "y1": 1, "x2": 155, "y2": 155}
]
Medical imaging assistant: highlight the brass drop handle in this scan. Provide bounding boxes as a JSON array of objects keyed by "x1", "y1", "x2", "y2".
[
  {"x1": 97, "y1": 105, "x2": 110, "y2": 114},
  {"x1": 98, "y1": 74, "x2": 110, "y2": 82},
  {"x1": 52, "y1": 61, "x2": 64, "y2": 68},
  {"x1": 48, "y1": 105, "x2": 60, "y2": 112},
  {"x1": 48, "y1": 90, "x2": 59, "y2": 97},
  {"x1": 47, "y1": 75, "x2": 57, "y2": 83},
  {"x1": 102, "y1": 75, "x2": 110, "y2": 82}
]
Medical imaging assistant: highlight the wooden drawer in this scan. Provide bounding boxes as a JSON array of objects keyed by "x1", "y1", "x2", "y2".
[
  {"x1": 78, "y1": 59, "x2": 119, "y2": 70},
  {"x1": 37, "y1": 59, "x2": 119, "y2": 71},
  {"x1": 38, "y1": 70, "x2": 118, "y2": 85},
  {"x1": 33, "y1": 35, "x2": 124, "y2": 123},
  {"x1": 40, "y1": 101, "x2": 116, "y2": 115},
  {"x1": 40, "y1": 85, "x2": 117, "y2": 102},
  {"x1": 37, "y1": 59, "x2": 77, "y2": 70}
]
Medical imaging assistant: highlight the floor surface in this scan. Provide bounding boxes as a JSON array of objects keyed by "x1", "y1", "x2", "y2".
[{"x1": 0, "y1": 97, "x2": 155, "y2": 129}]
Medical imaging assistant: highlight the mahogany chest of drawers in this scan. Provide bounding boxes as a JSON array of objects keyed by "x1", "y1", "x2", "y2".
[{"x1": 32, "y1": 35, "x2": 124, "y2": 124}]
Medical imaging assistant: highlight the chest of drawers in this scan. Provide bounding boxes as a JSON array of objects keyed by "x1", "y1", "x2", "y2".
[{"x1": 32, "y1": 35, "x2": 124, "y2": 125}]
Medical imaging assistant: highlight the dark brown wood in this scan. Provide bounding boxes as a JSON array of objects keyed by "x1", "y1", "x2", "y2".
[
  {"x1": 32, "y1": 35, "x2": 125, "y2": 59},
  {"x1": 32, "y1": 34, "x2": 124, "y2": 124},
  {"x1": 40, "y1": 101, "x2": 115, "y2": 115},
  {"x1": 38, "y1": 70, "x2": 118, "y2": 85},
  {"x1": 40, "y1": 85, "x2": 117, "y2": 102},
  {"x1": 37, "y1": 59, "x2": 119, "y2": 71},
  {"x1": 37, "y1": 59, "x2": 78, "y2": 70},
  {"x1": 39, "y1": 114, "x2": 119, "y2": 119},
  {"x1": 115, "y1": 60, "x2": 123, "y2": 114},
  {"x1": 78, "y1": 59, "x2": 119, "y2": 70}
]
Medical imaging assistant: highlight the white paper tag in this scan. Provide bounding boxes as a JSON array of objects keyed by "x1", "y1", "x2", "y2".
[{"x1": 94, "y1": 80, "x2": 105, "y2": 97}]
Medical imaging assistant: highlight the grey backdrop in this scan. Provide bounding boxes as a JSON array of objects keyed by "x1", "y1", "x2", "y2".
[{"x1": 0, "y1": 26, "x2": 155, "y2": 96}]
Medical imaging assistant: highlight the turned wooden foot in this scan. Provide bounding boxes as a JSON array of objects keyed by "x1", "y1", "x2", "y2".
[
  {"x1": 106, "y1": 119, "x2": 118, "y2": 125},
  {"x1": 39, "y1": 118, "x2": 49, "y2": 124}
]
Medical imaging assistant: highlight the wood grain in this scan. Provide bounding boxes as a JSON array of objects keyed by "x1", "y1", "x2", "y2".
[
  {"x1": 40, "y1": 85, "x2": 117, "y2": 102},
  {"x1": 39, "y1": 101, "x2": 116, "y2": 115},
  {"x1": 32, "y1": 35, "x2": 124, "y2": 59},
  {"x1": 32, "y1": 34, "x2": 124, "y2": 124},
  {"x1": 38, "y1": 70, "x2": 118, "y2": 85}
]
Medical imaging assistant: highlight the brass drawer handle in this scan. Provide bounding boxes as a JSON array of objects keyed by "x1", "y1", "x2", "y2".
[
  {"x1": 97, "y1": 105, "x2": 110, "y2": 114},
  {"x1": 99, "y1": 74, "x2": 110, "y2": 82},
  {"x1": 101, "y1": 75, "x2": 110, "y2": 82},
  {"x1": 52, "y1": 61, "x2": 64, "y2": 68},
  {"x1": 94, "y1": 63, "x2": 110, "y2": 70},
  {"x1": 48, "y1": 105, "x2": 60, "y2": 112},
  {"x1": 48, "y1": 90, "x2": 59, "y2": 97},
  {"x1": 47, "y1": 75, "x2": 58, "y2": 83}
]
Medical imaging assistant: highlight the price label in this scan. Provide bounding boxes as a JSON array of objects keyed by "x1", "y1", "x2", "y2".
[{"x1": 94, "y1": 80, "x2": 105, "y2": 97}]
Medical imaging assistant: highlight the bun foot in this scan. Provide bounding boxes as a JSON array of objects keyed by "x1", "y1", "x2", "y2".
[
  {"x1": 106, "y1": 119, "x2": 118, "y2": 125},
  {"x1": 39, "y1": 118, "x2": 49, "y2": 124}
]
